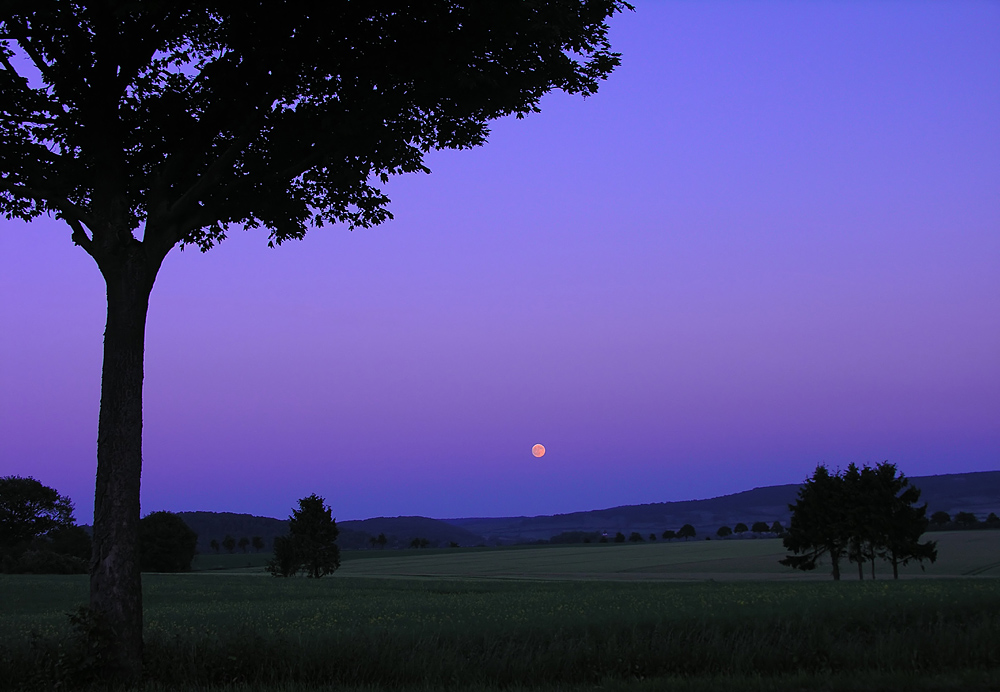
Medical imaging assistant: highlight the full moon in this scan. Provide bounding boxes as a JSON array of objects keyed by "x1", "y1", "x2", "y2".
[{"x1": 532, "y1": 444, "x2": 546, "y2": 458}]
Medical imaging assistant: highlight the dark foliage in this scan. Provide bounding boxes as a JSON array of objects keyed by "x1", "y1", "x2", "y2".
[
  {"x1": 930, "y1": 510, "x2": 951, "y2": 525},
  {"x1": 138, "y1": 512, "x2": 198, "y2": 572},
  {"x1": 734, "y1": 522, "x2": 749, "y2": 535},
  {"x1": 717, "y1": 525, "x2": 733, "y2": 538},
  {"x1": 613, "y1": 532, "x2": 626, "y2": 543},
  {"x1": 781, "y1": 462, "x2": 936, "y2": 580},
  {"x1": 268, "y1": 494, "x2": 340, "y2": 578},
  {"x1": 955, "y1": 511, "x2": 979, "y2": 526},
  {"x1": 661, "y1": 530, "x2": 676, "y2": 541},
  {"x1": 677, "y1": 524, "x2": 696, "y2": 540},
  {"x1": 0, "y1": 475, "x2": 75, "y2": 549}
]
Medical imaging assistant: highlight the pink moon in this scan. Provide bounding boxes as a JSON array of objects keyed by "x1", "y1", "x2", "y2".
[{"x1": 532, "y1": 444, "x2": 546, "y2": 458}]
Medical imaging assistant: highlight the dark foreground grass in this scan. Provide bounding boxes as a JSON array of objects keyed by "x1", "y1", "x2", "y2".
[{"x1": 1, "y1": 576, "x2": 998, "y2": 690}]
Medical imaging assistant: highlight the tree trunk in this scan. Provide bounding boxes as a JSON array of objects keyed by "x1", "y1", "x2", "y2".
[
  {"x1": 892, "y1": 553, "x2": 900, "y2": 580},
  {"x1": 870, "y1": 556, "x2": 876, "y2": 580},
  {"x1": 831, "y1": 553, "x2": 841, "y2": 581},
  {"x1": 89, "y1": 243, "x2": 157, "y2": 682}
]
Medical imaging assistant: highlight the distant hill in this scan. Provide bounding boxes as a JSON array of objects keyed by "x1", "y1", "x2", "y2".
[
  {"x1": 442, "y1": 470, "x2": 1000, "y2": 543},
  {"x1": 159, "y1": 470, "x2": 998, "y2": 550}
]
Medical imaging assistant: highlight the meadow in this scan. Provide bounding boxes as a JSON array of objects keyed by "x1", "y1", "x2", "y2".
[{"x1": 1, "y1": 531, "x2": 998, "y2": 691}]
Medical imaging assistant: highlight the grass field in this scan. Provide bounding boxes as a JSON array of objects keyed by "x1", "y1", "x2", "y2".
[
  {"x1": 2, "y1": 531, "x2": 998, "y2": 690},
  {"x1": 191, "y1": 530, "x2": 1000, "y2": 580}
]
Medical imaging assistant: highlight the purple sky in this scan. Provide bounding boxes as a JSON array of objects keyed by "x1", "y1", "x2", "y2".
[{"x1": 2, "y1": 1, "x2": 998, "y2": 524}]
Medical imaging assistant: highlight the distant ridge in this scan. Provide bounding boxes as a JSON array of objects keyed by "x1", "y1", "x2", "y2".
[
  {"x1": 170, "y1": 470, "x2": 999, "y2": 550},
  {"x1": 442, "y1": 470, "x2": 1000, "y2": 543}
]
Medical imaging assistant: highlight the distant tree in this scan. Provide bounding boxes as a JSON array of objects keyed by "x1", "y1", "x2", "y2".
[
  {"x1": 677, "y1": 524, "x2": 696, "y2": 540},
  {"x1": 751, "y1": 521, "x2": 769, "y2": 535},
  {"x1": 856, "y1": 462, "x2": 935, "y2": 579},
  {"x1": 930, "y1": 511, "x2": 951, "y2": 525},
  {"x1": 662, "y1": 530, "x2": 676, "y2": 542},
  {"x1": 369, "y1": 536, "x2": 379, "y2": 549},
  {"x1": 614, "y1": 532, "x2": 626, "y2": 543},
  {"x1": 209, "y1": 539, "x2": 220, "y2": 554},
  {"x1": 649, "y1": 533, "x2": 657, "y2": 542},
  {"x1": 987, "y1": 513, "x2": 1000, "y2": 527},
  {"x1": 717, "y1": 526, "x2": 733, "y2": 538},
  {"x1": 138, "y1": 512, "x2": 197, "y2": 572},
  {"x1": 268, "y1": 494, "x2": 340, "y2": 578},
  {"x1": 410, "y1": 537, "x2": 430, "y2": 549},
  {"x1": 0, "y1": 476, "x2": 75, "y2": 551},
  {"x1": 628, "y1": 532, "x2": 643, "y2": 542},
  {"x1": 599, "y1": 536, "x2": 609, "y2": 543},
  {"x1": 222, "y1": 535, "x2": 236, "y2": 554},
  {"x1": 376, "y1": 533, "x2": 388, "y2": 549},
  {"x1": 734, "y1": 523, "x2": 748, "y2": 536},
  {"x1": 251, "y1": 536, "x2": 265, "y2": 553},
  {"x1": 46, "y1": 525, "x2": 93, "y2": 560},
  {"x1": 955, "y1": 512, "x2": 978, "y2": 527},
  {"x1": 268, "y1": 535, "x2": 300, "y2": 577},
  {"x1": 781, "y1": 462, "x2": 935, "y2": 581},
  {"x1": 770, "y1": 521, "x2": 784, "y2": 535},
  {"x1": 780, "y1": 465, "x2": 851, "y2": 580},
  {"x1": 448, "y1": 541, "x2": 459, "y2": 548},
  {"x1": 238, "y1": 537, "x2": 250, "y2": 553}
]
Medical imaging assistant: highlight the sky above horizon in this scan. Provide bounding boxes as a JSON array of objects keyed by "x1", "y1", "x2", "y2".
[{"x1": 1, "y1": 1, "x2": 998, "y2": 524}]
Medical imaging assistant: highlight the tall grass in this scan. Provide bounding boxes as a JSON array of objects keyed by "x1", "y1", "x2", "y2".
[{"x1": 1, "y1": 576, "x2": 998, "y2": 690}]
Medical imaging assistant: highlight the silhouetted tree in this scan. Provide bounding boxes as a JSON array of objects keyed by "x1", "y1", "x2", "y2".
[
  {"x1": 734, "y1": 522, "x2": 748, "y2": 536},
  {"x1": 0, "y1": 476, "x2": 75, "y2": 551},
  {"x1": 614, "y1": 532, "x2": 626, "y2": 543},
  {"x1": 717, "y1": 526, "x2": 733, "y2": 538},
  {"x1": 987, "y1": 513, "x2": 1000, "y2": 527},
  {"x1": 410, "y1": 537, "x2": 430, "y2": 549},
  {"x1": 376, "y1": 533, "x2": 388, "y2": 549},
  {"x1": 138, "y1": 512, "x2": 197, "y2": 572},
  {"x1": 648, "y1": 533, "x2": 657, "y2": 542},
  {"x1": 782, "y1": 462, "x2": 935, "y2": 581},
  {"x1": 662, "y1": 530, "x2": 676, "y2": 541},
  {"x1": 238, "y1": 537, "x2": 249, "y2": 553},
  {"x1": 628, "y1": 532, "x2": 643, "y2": 542},
  {"x1": 222, "y1": 535, "x2": 236, "y2": 554},
  {"x1": 751, "y1": 521, "x2": 769, "y2": 535},
  {"x1": 0, "y1": 2, "x2": 627, "y2": 675},
  {"x1": 854, "y1": 462, "x2": 936, "y2": 579},
  {"x1": 448, "y1": 541, "x2": 459, "y2": 548},
  {"x1": 677, "y1": 524, "x2": 696, "y2": 540},
  {"x1": 955, "y1": 512, "x2": 978, "y2": 527},
  {"x1": 251, "y1": 536, "x2": 265, "y2": 553},
  {"x1": 781, "y1": 465, "x2": 851, "y2": 580},
  {"x1": 268, "y1": 494, "x2": 340, "y2": 578},
  {"x1": 209, "y1": 539, "x2": 220, "y2": 554},
  {"x1": 770, "y1": 521, "x2": 784, "y2": 535},
  {"x1": 930, "y1": 511, "x2": 951, "y2": 525}
]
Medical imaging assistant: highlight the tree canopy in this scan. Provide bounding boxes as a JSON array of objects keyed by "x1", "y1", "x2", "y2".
[
  {"x1": 0, "y1": 475, "x2": 75, "y2": 549},
  {"x1": 268, "y1": 494, "x2": 340, "y2": 578},
  {"x1": 781, "y1": 462, "x2": 936, "y2": 580},
  {"x1": 138, "y1": 511, "x2": 198, "y2": 572}
]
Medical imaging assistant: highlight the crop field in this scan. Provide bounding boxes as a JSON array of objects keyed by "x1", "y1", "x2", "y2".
[
  {"x1": 2, "y1": 531, "x2": 998, "y2": 691},
  {"x1": 191, "y1": 529, "x2": 1000, "y2": 580}
]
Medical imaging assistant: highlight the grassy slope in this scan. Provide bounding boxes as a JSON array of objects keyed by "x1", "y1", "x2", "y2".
[{"x1": 190, "y1": 530, "x2": 1000, "y2": 580}]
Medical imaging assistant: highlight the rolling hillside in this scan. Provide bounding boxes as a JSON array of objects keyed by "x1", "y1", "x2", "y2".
[{"x1": 170, "y1": 470, "x2": 999, "y2": 550}]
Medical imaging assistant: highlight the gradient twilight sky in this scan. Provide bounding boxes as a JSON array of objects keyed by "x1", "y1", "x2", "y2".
[{"x1": 1, "y1": 2, "x2": 998, "y2": 524}]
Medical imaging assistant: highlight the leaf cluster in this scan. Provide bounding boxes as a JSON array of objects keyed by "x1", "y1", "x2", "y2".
[{"x1": 1, "y1": 1, "x2": 629, "y2": 262}]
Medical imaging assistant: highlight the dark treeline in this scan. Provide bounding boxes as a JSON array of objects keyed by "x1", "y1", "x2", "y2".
[{"x1": 781, "y1": 462, "x2": 937, "y2": 580}]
